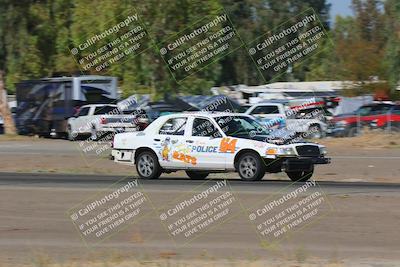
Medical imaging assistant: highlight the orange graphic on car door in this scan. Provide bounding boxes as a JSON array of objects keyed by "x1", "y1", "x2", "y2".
[{"x1": 219, "y1": 138, "x2": 237, "y2": 153}]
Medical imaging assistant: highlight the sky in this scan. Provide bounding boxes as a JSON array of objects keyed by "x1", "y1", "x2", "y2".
[{"x1": 328, "y1": 0, "x2": 353, "y2": 21}]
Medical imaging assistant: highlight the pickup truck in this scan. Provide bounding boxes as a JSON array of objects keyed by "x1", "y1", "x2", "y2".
[
  {"x1": 67, "y1": 104, "x2": 146, "y2": 140},
  {"x1": 244, "y1": 102, "x2": 328, "y2": 139}
]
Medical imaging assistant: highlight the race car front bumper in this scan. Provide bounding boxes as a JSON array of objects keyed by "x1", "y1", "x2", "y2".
[{"x1": 281, "y1": 157, "x2": 331, "y2": 172}]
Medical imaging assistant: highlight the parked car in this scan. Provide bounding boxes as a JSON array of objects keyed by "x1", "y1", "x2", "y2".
[
  {"x1": 330, "y1": 103, "x2": 400, "y2": 137},
  {"x1": 244, "y1": 102, "x2": 328, "y2": 138},
  {"x1": 368, "y1": 105, "x2": 400, "y2": 132},
  {"x1": 112, "y1": 112, "x2": 330, "y2": 181},
  {"x1": 67, "y1": 104, "x2": 144, "y2": 140},
  {"x1": 141, "y1": 102, "x2": 187, "y2": 123}
]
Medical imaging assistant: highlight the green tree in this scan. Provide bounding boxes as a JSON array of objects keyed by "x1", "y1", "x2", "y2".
[{"x1": 383, "y1": 0, "x2": 400, "y2": 98}]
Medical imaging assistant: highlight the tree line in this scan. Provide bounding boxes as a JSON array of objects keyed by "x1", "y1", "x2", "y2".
[{"x1": 0, "y1": 0, "x2": 399, "y2": 99}]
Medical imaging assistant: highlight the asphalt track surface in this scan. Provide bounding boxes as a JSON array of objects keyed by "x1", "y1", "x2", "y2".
[
  {"x1": 1, "y1": 172, "x2": 400, "y2": 266},
  {"x1": 1, "y1": 171, "x2": 400, "y2": 192}
]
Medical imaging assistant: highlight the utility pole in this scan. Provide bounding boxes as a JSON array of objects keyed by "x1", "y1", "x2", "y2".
[{"x1": 0, "y1": 71, "x2": 16, "y2": 134}]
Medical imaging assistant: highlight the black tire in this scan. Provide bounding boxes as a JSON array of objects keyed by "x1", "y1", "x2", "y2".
[
  {"x1": 185, "y1": 171, "x2": 209, "y2": 180},
  {"x1": 347, "y1": 127, "x2": 360, "y2": 137},
  {"x1": 90, "y1": 126, "x2": 98, "y2": 141},
  {"x1": 236, "y1": 151, "x2": 266, "y2": 181},
  {"x1": 67, "y1": 125, "x2": 76, "y2": 141},
  {"x1": 286, "y1": 168, "x2": 314, "y2": 182},
  {"x1": 136, "y1": 151, "x2": 162, "y2": 179}
]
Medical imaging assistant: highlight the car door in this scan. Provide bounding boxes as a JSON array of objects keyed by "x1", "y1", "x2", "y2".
[
  {"x1": 361, "y1": 106, "x2": 389, "y2": 125},
  {"x1": 155, "y1": 117, "x2": 190, "y2": 169},
  {"x1": 186, "y1": 117, "x2": 226, "y2": 170}
]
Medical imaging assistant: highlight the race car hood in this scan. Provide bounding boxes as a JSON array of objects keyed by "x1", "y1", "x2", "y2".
[{"x1": 240, "y1": 131, "x2": 304, "y2": 145}]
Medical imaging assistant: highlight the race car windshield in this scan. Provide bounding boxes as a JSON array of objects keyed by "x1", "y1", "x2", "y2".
[{"x1": 215, "y1": 116, "x2": 270, "y2": 137}]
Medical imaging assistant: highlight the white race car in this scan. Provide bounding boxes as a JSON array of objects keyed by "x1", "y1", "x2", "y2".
[{"x1": 112, "y1": 112, "x2": 330, "y2": 181}]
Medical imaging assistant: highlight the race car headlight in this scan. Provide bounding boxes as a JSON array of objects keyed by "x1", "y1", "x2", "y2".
[
  {"x1": 280, "y1": 147, "x2": 296, "y2": 155},
  {"x1": 320, "y1": 147, "x2": 328, "y2": 155},
  {"x1": 266, "y1": 147, "x2": 296, "y2": 156}
]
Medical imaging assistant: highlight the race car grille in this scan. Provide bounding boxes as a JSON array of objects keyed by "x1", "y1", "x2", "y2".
[{"x1": 296, "y1": 145, "x2": 320, "y2": 157}]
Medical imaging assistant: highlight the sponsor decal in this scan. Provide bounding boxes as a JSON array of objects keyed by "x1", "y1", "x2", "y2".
[
  {"x1": 253, "y1": 141, "x2": 265, "y2": 149},
  {"x1": 174, "y1": 144, "x2": 192, "y2": 154},
  {"x1": 219, "y1": 138, "x2": 237, "y2": 153},
  {"x1": 161, "y1": 137, "x2": 171, "y2": 161},
  {"x1": 191, "y1": 145, "x2": 218, "y2": 153},
  {"x1": 172, "y1": 151, "x2": 197, "y2": 165}
]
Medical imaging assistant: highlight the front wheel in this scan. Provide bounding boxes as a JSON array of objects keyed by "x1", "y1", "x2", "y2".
[
  {"x1": 186, "y1": 171, "x2": 209, "y2": 180},
  {"x1": 286, "y1": 169, "x2": 314, "y2": 182},
  {"x1": 237, "y1": 152, "x2": 266, "y2": 181},
  {"x1": 136, "y1": 151, "x2": 162, "y2": 179}
]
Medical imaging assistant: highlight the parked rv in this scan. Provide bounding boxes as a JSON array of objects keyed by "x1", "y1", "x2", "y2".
[{"x1": 15, "y1": 76, "x2": 118, "y2": 137}]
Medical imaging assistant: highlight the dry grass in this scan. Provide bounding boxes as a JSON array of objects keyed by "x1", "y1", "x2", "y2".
[
  {"x1": 0, "y1": 134, "x2": 40, "y2": 142},
  {"x1": 317, "y1": 131, "x2": 400, "y2": 149},
  {"x1": 2, "y1": 259, "x2": 351, "y2": 267}
]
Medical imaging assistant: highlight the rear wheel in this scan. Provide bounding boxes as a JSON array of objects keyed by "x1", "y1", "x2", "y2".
[
  {"x1": 237, "y1": 152, "x2": 266, "y2": 181},
  {"x1": 185, "y1": 171, "x2": 209, "y2": 180},
  {"x1": 347, "y1": 127, "x2": 360, "y2": 137},
  {"x1": 136, "y1": 151, "x2": 162, "y2": 179},
  {"x1": 286, "y1": 168, "x2": 314, "y2": 182},
  {"x1": 90, "y1": 126, "x2": 98, "y2": 140},
  {"x1": 67, "y1": 125, "x2": 76, "y2": 141}
]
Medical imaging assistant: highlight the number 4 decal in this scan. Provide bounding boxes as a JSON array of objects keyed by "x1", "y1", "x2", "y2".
[{"x1": 219, "y1": 138, "x2": 237, "y2": 153}]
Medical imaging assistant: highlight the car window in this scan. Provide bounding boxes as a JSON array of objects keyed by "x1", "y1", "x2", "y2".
[
  {"x1": 357, "y1": 106, "x2": 372, "y2": 116},
  {"x1": 369, "y1": 105, "x2": 392, "y2": 115},
  {"x1": 216, "y1": 116, "x2": 270, "y2": 137},
  {"x1": 94, "y1": 106, "x2": 120, "y2": 115},
  {"x1": 192, "y1": 118, "x2": 222, "y2": 137},
  {"x1": 251, "y1": 105, "x2": 280, "y2": 114},
  {"x1": 239, "y1": 106, "x2": 251, "y2": 113},
  {"x1": 77, "y1": 107, "x2": 90, "y2": 117},
  {"x1": 392, "y1": 106, "x2": 400, "y2": 115},
  {"x1": 159, "y1": 117, "x2": 187, "y2": 135}
]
